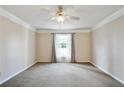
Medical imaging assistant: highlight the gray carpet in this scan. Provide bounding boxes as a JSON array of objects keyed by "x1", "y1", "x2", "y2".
[{"x1": 1, "y1": 63, "x2": 124, "y2": 87}]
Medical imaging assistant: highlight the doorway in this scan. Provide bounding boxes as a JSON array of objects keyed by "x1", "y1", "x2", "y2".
[{"x1": 55, "y1": 34, "x2": 72, "y2": 62}]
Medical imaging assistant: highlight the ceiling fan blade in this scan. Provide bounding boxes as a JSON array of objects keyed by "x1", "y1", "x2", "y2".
[
  {"x1": 66, "y1": 15, "x2": 80, "y2": 20},
  {"x1": 70, "y1": 16, "x2": 80, "y2": 20},
  {"x1": 50, "y1": 17, "x2": 56, "y2": 20}
]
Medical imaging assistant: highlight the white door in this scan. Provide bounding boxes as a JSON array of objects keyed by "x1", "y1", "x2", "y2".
[{"x1": 55, "y1": 34, "x2": 72, "y2": 62}]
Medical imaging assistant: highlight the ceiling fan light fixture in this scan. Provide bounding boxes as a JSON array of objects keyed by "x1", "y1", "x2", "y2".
[
  {"x1": 50, "y1": 5, "x2": 80, "y2": 24},
  {"x1": 51, "y1": 15, "x2": 65, "y2": 24},
  {"x1": 56, "y1": 15, "x2": 65, "y2": 24}
]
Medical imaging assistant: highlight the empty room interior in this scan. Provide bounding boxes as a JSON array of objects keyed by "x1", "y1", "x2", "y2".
[{"x1": 0, "y1": 5, "x2": 124, "y2": 87}]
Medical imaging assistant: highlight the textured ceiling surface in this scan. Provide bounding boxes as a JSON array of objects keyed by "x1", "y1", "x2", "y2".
[{"x1": 0, "y1": 5, "x2": 123, "y2": 30}]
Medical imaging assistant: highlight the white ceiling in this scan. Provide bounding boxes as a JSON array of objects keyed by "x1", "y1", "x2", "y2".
[{"x1": 0, "y1": 5, "x2": 123, "y2": 30}]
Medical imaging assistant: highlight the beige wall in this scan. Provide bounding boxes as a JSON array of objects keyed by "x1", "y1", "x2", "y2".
[
  {"x1": 0, "y1": 15, "x2": 35, "y2": 84},
  {"x1": 75, "y1": 32, "x2": 91, "y2": 62},
  {"x1": 35, "y1": 32, "x2": 91, "y2": 62},
  {"x1": 91, "y1": 15, "x2": 124, "y2": 83},
  {"x1": 0, "y1": 16, "x2": 2, "y2": 74},
  {"x1": 25, "y1": 30, "x2": 36, "y2": 66},
  {"x1": 36, "y1": 33, "x2": 53, "y2": 62}
]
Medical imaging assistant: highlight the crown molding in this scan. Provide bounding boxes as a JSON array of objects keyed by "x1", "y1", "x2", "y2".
[
  {"x1": 36, "y1": 28, "x2": 91, "y2": 33},
  {"x1": 0, "y1": 7, "x2": 35, "y2": 31},
  {"x1": 92, "y1": 7, "x2": 124, "y2": 30}
]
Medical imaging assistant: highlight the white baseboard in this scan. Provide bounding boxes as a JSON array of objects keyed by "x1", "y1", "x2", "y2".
[
  {"x1": 36, "y1": 61, "x2": 90, "y2": 63},
  {"x1": 90, "y1": 62, "x2": 124, "y2": 85},
  {"x1": 36, "y1": 61, "x2": 52, "y2": 63},
  {"x1": 0, "y1": 62, "x2": 35, "y2": 85},
  {"x1": 76, "y1": 61, "x2": 90, "y2": 63}
]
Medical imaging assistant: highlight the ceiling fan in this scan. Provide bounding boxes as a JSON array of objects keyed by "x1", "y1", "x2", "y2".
[{"x1": 41, "y1": 5, "x2": 80, "y2": 24}]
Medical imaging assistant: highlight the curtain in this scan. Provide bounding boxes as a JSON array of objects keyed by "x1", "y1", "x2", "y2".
[
  {"x1": 52, "y1": 33, "x2": 75, "y2": 63},
  {"x1": 71, "y1": 33, "x2": 76, "y2": 63},
  {"x1": 51, "y1": 33, "x2": 56, "y2": 63}
]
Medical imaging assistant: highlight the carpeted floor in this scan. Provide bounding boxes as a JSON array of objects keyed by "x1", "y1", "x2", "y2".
[{"x1": 1, "y1": 63, "x2": 124, "y2": 87}]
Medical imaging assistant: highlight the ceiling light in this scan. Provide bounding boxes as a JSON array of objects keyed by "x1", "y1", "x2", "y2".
[{"x1": 49, "y1": 5, "x2": 80, "y2": 24}]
